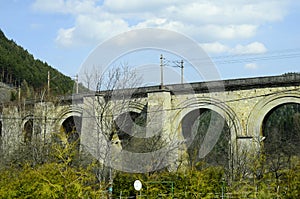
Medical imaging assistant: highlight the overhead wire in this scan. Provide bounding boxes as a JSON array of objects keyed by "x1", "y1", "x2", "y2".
[
  {"x1": 187, "y1": 47, "x2": 300, "y2": 65},
  {"x1": 109, "y1": 48, "x2": 300, "y2": 68}
]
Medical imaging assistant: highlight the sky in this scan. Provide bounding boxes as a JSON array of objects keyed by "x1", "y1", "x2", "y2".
[{"x1": 0, "y1": 0, "x2": 300, "y2": 85}]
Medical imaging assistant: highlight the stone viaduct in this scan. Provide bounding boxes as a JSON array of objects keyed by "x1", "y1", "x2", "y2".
[{"x1": 1, "y1": 73, "x2": 300, "y2": 171}]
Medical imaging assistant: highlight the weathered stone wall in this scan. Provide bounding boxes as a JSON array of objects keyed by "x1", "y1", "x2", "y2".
[
  {"x1": 1, "y1": 74, "x2": 300, "y2": 169},
  {"x1": 0, "y1": 100, "x2": 84, "y2": 156},
  {"x1": 2, "y1": 105, "x2": 22, "y2": 158}
]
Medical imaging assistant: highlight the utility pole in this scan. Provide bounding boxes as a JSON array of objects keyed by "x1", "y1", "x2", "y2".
[
  {"x1": 180, "y1": 60, "x2": 184, "y2": 84},
  {"x1": 160, "y1": 55, "x2": 184, "y2": 85},
  {"x1": 18, "y1": 86, "x2": 21, "y2": 101},
  {"x1": 47, "y1": 71, "x2": 50, "y2": 96},
  {"x1": 75, "y1": 74, "x2": 79, "y2": 94},
  {"x1": 160, "y1": 54, "x2": 164, "y2": 89},
  {"x1": 172, "y1": 59, "x2": 184, "y2": 84}
]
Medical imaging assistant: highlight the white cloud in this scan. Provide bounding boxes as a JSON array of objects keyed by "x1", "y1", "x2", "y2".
[
  {"x1": 199, "y1": 24, "x2": 257, "y2": 40},
  {"x1": 199, "y1": 41, "x2": 267, "y2": 55},
  {"x1": 103, "y1": 0, "x2": 176, "y2": 13},
  {"x1": 231, "y1": 42, "x2": 267, "y2": 54},
  {"x1": 31, "y1": 0, "x2": 291, "y2": 48},
  {"x1": 32, "y1": 0, "x2": 66, "y2": 13},
  {"x1": 56, "y1": 14, "x2": 129, "y2": 47},
  {"x1": 200, "y1": 42, "x2": 230, "y2": 54},
  {"x1": 32, "y1": 0, "x2": 98, "y2": 14},
  {"x1": 245, "y1": 63, "x2": 259, "y2": 69},
  {"x1": 56, "y1": 27, "x2": 75, "y2": 47}
]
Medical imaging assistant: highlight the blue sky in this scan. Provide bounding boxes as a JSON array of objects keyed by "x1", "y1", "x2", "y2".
[{"x1": 0, "y1": 0, "x2": 300, "y2": 85}]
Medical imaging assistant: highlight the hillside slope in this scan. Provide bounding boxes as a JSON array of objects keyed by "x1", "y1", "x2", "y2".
[{"x1": 0, "y1": 29, "x2": 74, "y2": 96}]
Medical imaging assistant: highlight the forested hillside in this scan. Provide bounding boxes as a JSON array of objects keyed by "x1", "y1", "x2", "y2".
[{"x1": 0, "y1": 29, "x2": 74, "y2": 96}]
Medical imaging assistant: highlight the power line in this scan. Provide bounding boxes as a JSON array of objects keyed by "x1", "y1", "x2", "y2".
[
  {"x1": 212, "y1": 47, "x2": 300, "y2": 60},
  {"x1": 160, "y1": 54, "x2": 185, "y2": 85},
  {"x1": 187, "y1": 48, "x2": 300, "y2": 65}
]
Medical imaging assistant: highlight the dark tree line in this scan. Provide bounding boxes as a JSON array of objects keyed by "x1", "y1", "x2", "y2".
[
  {"x1": 262, "y1": 103, "x2": 300, "y2": 185},
  {"x1": 182, "y1": 109, "x2": 230, "y2": 169},
  {"x1": 0, "y1": 29, "x2": 74, "y2": 96},
  {"x1": 263, "y1": 103, "x2": 300, "y2": 158}
]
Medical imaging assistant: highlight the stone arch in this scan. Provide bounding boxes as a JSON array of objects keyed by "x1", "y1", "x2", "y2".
[
  {"x1": 22, "y1": 115, "x2": 34, "y2": 143},
  {"x1": 111, "y1": 100, "x2": 147, "y2": 143},
  {"x1": 172, "y1": 96, "x2": 242, "y2": 169},
  {"x1": 174, "y1": 97, "x2": 242, "y2": 140},
  {"x1": 54, "y1": 106, "x2": 83, "y2": 144},
  {"x1": 112, "y1": 100, "x2": 149, "y2": 151},
  {"x1": 262, "y1": 103, "x2": 300, "y2": 157},
  {"x1": 112, "y1": 100, "x2": 147, "y2": 121},
  {"x1": 247, "y1": 91, "x2": 300, "y2": 139},
  {"x1": 55, "y1": 106, "x2": 83, "y2": 132},
  {"x1": 181, "y1": 108, "x2": 231, "y2": 167},
  {"x1": 61, "y1": 116, "x2": 82, "y2": 144}
]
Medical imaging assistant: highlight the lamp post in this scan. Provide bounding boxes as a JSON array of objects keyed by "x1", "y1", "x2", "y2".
[
  {"x1": 108, "y1": 142, "x2": 113, "y2": 199},
  {"x1": 134, "y1": 180, "x2": 142, "y2": 198},
  {"x1": 221, "y1": 177, "x2": 225, "y2": 199}
]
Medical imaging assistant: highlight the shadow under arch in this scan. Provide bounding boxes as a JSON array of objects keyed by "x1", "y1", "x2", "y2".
[
  {"x1": 114, "y1": 111, "x2": 144, "y2": 144},
  {"x1": 55, "y1": 107, "x2": 83, "y2": 130},
  {"x1": 259, "y1": 102, "x2": 300, "y2": 182},
  {"x1": 113, "y1": 108, "x2": 165, "y2": 154},
  {"x1": 22, "y1": 115, "x2": 35, "y2": 143},
  {"x1": 54, "y1": 107, "x2": 83, "y2": 146},
  {"x1": 247, "y1": 91, "x2": 300, "y2": 139},
  {"x1": 173, "y1": 96, "x2": 242, "y2": 171},
  {"x1": 181, "y1": 108, "x2": 231, "y2": 169},
  {"x1": 61, "y1": 116, "x2": 82, "y2": 144},
  {"x1": 262, "y1": 102, "x2": 300, "y2": 158}
]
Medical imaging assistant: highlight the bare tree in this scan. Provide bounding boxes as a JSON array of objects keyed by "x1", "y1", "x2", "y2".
[
  {"x1": 79, "y1": 64, "x2": 145, "y2": 194},
  {"x1": 79, "y1": 64, "x2": 185, "y2": 184}
]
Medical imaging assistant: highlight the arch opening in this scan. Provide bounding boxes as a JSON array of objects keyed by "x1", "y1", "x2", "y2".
[
  {"x1": 114, "y1": 111, "x2": 146, "y2": 138},
  {"x1": 114, "y1": 110, "x2": 164, "y2": 153},
  {"x1": 262, "y1": 103, "x2": 300, "y2": 168},
  {"x1": 61, "y1": 116, "x2": 82, "y2": 146},
  {"x1": 24, "y1": 119, "x2": 33, "y2": 143},
  {"x1": 181, "y1": 108, "x2": 231, "y2": 169}
]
